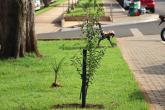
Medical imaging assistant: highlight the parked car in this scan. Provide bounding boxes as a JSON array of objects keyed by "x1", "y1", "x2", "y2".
[
  {"x1": 141, "y1": 0, "x2": 155, "y2": 13},
  {"x1": 34, "y1": 0, "x2": 41, "y2": 10}
]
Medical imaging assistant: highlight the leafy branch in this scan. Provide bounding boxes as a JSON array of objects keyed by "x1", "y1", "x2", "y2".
[{"x1": 71, "y1": 3, "x2": 105, "y2": 107}]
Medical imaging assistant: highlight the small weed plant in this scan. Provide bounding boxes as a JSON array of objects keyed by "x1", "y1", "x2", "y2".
[{"x1": 51, "y1": 58, "x2": 65, "y2": 87}]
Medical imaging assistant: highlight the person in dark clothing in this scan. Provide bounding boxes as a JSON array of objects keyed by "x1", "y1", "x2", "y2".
[
  {"x1": 97, "y1": 23, "x2": 115, "y2": 47},
  {"x1": 97, "y1": 31, "x2": 115, "y2": 47}
]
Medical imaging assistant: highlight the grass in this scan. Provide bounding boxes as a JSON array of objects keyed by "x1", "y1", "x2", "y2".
[
  {"x1": 0, "y1": 39, "x2": 148, "y2": 110},
  {"x1": 35, "y1": 0, "x2": 66, "y2": 16},
  {"x1": 65, "y1": 0, "x2": 104, "y2": 16}
]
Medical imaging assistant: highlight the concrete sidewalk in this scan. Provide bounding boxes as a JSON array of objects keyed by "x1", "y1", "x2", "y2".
[
  {"x1": 102, "y1": 0, "x2": 127, "y2": 20},
  {"x1": 62, "y1": 0, "x2": 158, "y2": 28},
  {"x1": 118, "y1": 34, "x2": 165, "y2": 110},
  {"x1": 35, "y1": 0, "x2": 78, "y2": 34}
]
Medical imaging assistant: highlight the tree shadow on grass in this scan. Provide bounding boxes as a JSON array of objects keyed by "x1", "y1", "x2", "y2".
[
  {"x1": 59, "y1": 45, "x2": 85, "y2": 50},
  {"x1": 129, "y1": 88, "x2": 165, "y2": 108},
  {"x1": 51, "y1": 103, "x2": 104, "y2": 109},
  {"x1": 59, "y1": 42, "x2": 117, "y2": 50},
  {"x1": 97, "y1": 43, "x2": 117, "y2": 48},
  {"x1": 59, "y1": 45, "x2": 116, "y2": 50},
  {"x1": 129, "y1": 90, "x2": 145, "y2": 101}
]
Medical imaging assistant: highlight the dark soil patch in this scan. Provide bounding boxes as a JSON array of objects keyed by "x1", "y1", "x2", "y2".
[
  {"x1": 51, "y1": 82, "x2": 62, "y2": 88},
  {"x1": 52, "y1": 103, "x2": 104, "y2": 109}
]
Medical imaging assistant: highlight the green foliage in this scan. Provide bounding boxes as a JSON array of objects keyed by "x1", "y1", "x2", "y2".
[
  {"x1": 71, "y1": 4, "x2": 105, "y2": 101},
  {"x1": 35, "y1": 0, "x2": 65, "y2": 16},
  {"x1": 65, "y1": 0, "x2": 104, "y2": 16},
  {"x1": 52, "y1": 57, "x2": 65, "y2": 75},
  {"x1": 81, "y1": 19, "x2": 105, "y2": 85}
]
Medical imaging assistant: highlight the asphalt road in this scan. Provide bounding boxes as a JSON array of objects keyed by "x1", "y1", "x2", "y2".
[
  {"x1": 37, "y1": 0, "x2": 165, "y2": 40},
  {"x1": 37, "y1": 20, "x2": 164, "y2": 40}
]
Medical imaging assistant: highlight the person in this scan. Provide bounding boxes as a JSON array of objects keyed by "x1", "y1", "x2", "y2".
[
  {"x1": 97, "y1": 30, "x2": 115, "y2": 47},
  {"x1": 159, "y1": 15, "x2": 165, "y2": 25},
  {"x1": 96, "y1": 22, "x2": 115, "y2": 47}
]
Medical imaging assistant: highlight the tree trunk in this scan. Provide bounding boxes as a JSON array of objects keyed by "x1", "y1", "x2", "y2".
[
  {"x1": 0, "y1": 0, "x2": 41, "y2": 58},
  {"x1": 43, "y1": 0, "x2": 49, "y2": 7}
]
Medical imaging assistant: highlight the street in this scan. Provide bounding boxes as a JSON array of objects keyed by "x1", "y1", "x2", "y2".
[
  {"x1": 37, "y1": 0, "x2": 165, "y2": 40},
  {"x1": 37, "y1": 20, "x2": 164, "y2": 39}
]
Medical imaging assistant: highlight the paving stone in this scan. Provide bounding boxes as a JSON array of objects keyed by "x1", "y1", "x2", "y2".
[{"x1": 118, "y1": 34, "x2": 165, "y2": 110}]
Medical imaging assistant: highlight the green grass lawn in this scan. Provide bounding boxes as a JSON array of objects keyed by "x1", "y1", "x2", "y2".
[
  {"x1": 35, "y1": 0, "x2": 66, "y2": 16},
  {"x1": 65, "y1": 0, "x2": 104, "y2": 16},
  {"x1": 0, "y1": 39, "x2": 148, "y2": 110}
]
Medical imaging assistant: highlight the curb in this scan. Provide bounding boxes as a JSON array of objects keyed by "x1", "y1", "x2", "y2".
[
  {"x1": 161, "y1": 41, "x2": 165, "y2": 44},
  {"x1": 104, "y1": 16, "x2": 159, "y2": 27},
  {"x1": 61, "y1": 16, "x2": 159, "y2": 32}
]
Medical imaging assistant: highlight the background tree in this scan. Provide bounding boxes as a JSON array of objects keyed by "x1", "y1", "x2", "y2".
[{"x1": 0, "y1": 0, "x2": 41, "y2": 58}]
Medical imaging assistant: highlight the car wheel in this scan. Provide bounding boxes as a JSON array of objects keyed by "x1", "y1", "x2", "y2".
[{"x1": 161, "y1": 28, "x2": 165, "y2": 41}]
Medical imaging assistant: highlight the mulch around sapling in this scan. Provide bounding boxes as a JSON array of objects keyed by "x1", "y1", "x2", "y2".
[
  {"x1": 52, "y1": 103, "x2": 104, "y2": 109},
  {"x1": 51, "y1": 82, "x2": 62, "y2": 88}
]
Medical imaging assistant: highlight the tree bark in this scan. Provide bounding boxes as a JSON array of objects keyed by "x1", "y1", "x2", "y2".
[{"x1": 0, "y1": 0, "x2": 41, "y2": 58}]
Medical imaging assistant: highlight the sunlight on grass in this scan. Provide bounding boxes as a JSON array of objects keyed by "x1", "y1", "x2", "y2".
[
  {"x1": 35, "y1": 0, "x2": 66, "y2": 16},
  {"x1": 65, "y1": 0, "x2": 104, "y2": 16},
  {"x1": 0, "y1": 40, "x2": 148, "y2": 110}
]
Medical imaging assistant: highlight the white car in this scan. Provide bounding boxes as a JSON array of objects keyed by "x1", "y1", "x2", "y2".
[
  {"x1": 123, "y1": 0, "x2": 131, "y2": 9},
  {"x1": 34, "y1": 0, "x2": 41, "y2": 10}
]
